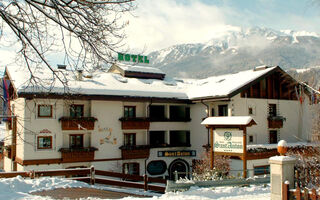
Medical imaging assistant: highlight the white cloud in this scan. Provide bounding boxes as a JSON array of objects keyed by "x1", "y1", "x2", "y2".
[{"x1": 123, "y1": 0, "x2": 240, "y2": 53}]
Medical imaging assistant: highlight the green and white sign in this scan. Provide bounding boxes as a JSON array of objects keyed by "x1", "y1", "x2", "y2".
[
  {"x1": 214, "y1": 130, "x2": 243, "y2": 153},
  {"x1": 118, "y1": 53, "x2": 149, "y2": 64}
]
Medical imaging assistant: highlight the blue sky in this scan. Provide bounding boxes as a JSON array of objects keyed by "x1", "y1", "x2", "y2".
[{"x1": 124, "y1": 0, "x2": 320, "y2": 52}]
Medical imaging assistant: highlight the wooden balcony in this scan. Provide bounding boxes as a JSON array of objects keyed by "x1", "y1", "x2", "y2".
[
  {"x1": 59, "y1": 147, "x2": 97, "y2": 162},
  {"x1": 119, "y1": 117, "x2": 150, "y2": 130},
  {"x1": 268, "y1": 116, "x2": 285, "y2": 128},
  {"x1": 120, "y1": 145, "x2": 150, "y2": 159},
  {"x1": 59, "y1": 117, "x2": 97, "y2": 130}
]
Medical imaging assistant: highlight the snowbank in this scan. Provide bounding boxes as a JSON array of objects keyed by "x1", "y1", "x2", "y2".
[
  {"x1": 122, "y1": 185, "x2": 270, "y2": 200},
  {"x1": 0, "y1": 176, "x2": 270, "y2": 200},
  {"x1": 0, "y1": 176, "x2": 89, "y2": 200}
]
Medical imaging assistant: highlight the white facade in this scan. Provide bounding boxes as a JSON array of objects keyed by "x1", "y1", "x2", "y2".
[{"x1": 2, "y1": 65, "x2": 314, "y2": 179}]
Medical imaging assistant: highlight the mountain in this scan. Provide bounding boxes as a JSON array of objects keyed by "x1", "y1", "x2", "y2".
[
  {"x1": 148, "y1": 27, "x2": 320, "y2": 82},
  {"x1": 288, "y1": 66, "x2": 320, "y2": 89}
]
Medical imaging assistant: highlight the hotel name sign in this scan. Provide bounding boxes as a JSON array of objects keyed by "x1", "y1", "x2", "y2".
[
  {"x1": 158, "y1": 150, "x2": 196, "y2": 157},
  {"x1": 214, "y1": 130, "x2": 243, "y2": 153},
  {"x1": 118, "y1": 53, "x2": 149, "y2": 64}
]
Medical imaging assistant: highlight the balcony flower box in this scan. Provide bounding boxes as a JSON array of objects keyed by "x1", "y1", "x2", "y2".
[
  {"x1": 119, "y1": 145, "x2": 150, "y2": 159},
  {"x1": 59, "y1": 147, "x2": 97, "y2": 162},
  {"x1": 267, "y1": 116, "x2": 285, "y2": 129},
  {"x1": 119, "y1": 117, "x2": 150, "y2": 130},
  {"x1": 59, "y1": 117, "x2": 97, "y2": 130}
]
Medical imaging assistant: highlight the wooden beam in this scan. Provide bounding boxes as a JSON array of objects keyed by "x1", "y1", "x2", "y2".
[
  {"x1": 243, "y1": 127, "x2": 247, "y2": 178},
  {"x1": 15, "y1": 157, "x2": 123, "y2": 166},
  {"x1": 267, "y1": 76, "x2": 273, "y2": 99},
  {"x1": 12, "y1": 117, "x2": 17, "y2": 171},
  {"x1": 210, "y1": 128, "x2": 214, "y2": 170}
]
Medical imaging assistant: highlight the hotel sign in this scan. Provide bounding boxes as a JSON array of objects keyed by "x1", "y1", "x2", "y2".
[
  {"x1": 214, "y1": 130, "x2": 243, "y2": 153},
  {"x1": 158, "y1": 150, "x2": 196, "y2": 157},
  {"x1": 118, "y1": 53, "x2": 149, "y2": 64}
]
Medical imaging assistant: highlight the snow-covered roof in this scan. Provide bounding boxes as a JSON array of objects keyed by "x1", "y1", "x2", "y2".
[
  {"x1": 5, "y1": 65, "x2": 188, "y2": 100},
  {"x1": 187, "y1": 66, "x2": 276, "y2": 99},
  {"x1": 5, "y1": 65, "x2": 279, "y2": 100},
  {"x1": 201, "y1": 116, "x2": 256, "y2": 126},
  {"x1": 247, "y1": 142, "x2": 313, "y2": 150},
  {"x1": 117, "y1": 63, "x2": 165, "y2": 75}
]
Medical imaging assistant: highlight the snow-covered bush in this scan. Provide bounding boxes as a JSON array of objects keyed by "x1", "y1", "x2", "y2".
[
  {"x1": 287, "y1": 146, "x2": 320, "y2": 189},
  {"x1": 192, "y1": 151, "x2": 230, "y2": 181}
]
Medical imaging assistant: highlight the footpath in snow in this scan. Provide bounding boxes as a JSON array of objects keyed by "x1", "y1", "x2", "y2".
[{"x1": 0, "y1": 176, "x2": 270, "y2": 200}]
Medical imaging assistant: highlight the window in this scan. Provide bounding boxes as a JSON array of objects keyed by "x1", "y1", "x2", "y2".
[
  {"x1": 70, "y1": 134, "x2": 84, "y2": 148},
  {"x1": 248, "y1": 107, "x2": 253, "y2": 115},
  {"x1": 149, "y1": 131, "x2": 165, "y2": 147},
  {"x1": 70, "y1": 105, "x2": 84, "y2": 118},
  {"x1": 170, "y1": 131, "x2": 190, "y2": 147},
  {"x1": 147, "y1": 161, "x2": 167, "y2": 175},
  {"x1": 211, "y1": 108, "x2": 215, "y2": 116},
  {"x1": 254, "y1": 165, "x2": 270, "y2": 175},
  {"x1": 123, "y1": 163, "x2": 139, "y2": 175},
  {"x1": 124, "y1": 106, "x2": 136, "y2": 118},
  {"x1": 38, "y1": 105, "x2": 52, "y2": 118},
  {"x1": 149, "y1": 105, "x2": 165, "y2": 120},
  {"x1": 37, "y1": 136, "x2": 52, "y2": 149},
  {"x1": 169, "y1": 106, "x2": 190, "y2": 121},
  {"x1": 269, "y1": 130, "x2": 278, "y2": 144},
  {"x1": 124, "y1": 133, "x2": 136, "y2": 146},
  {"x1": 218, "y1": 105, "x2": 228, "y2": 116},
  {"x1": 249, "y1": 135, "x2": 254, "y2": 143},
  {"x1": 268, "y1": 104, "x2": 277, "y2": 117}
]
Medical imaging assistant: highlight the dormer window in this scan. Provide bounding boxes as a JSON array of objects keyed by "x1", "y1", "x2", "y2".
[{"x1": 108, "y1": 64, "x2": 166, "y2": 80}]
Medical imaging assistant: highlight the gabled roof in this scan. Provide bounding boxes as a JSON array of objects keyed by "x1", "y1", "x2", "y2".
[{"x1": 187, "y1": 66, "x2": 277, "y2": 100}]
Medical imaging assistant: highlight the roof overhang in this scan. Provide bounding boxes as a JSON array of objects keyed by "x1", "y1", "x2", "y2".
[
  {"x1": 201, "y1": 116, "x2": 257, "y2": 129},
  {"x1": 18, "y1": 92, "x2": 193, "y2": 104}
]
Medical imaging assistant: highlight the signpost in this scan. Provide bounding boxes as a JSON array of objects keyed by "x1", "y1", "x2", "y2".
[{"x1": 201, "y1": 116, "x2": 256, "y2": 178}]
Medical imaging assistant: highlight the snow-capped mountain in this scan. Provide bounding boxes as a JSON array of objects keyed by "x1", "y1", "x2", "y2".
[{"x1": 148, "y1": 27, "x2": 320, "y2": 79}]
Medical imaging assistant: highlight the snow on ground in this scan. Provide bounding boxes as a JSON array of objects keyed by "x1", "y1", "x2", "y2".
[
  {"x1": 122, "y1": 185, "x2": 270, "y2": 200},
  {"x1": 0, "y1": 176, "x2": 89, "y2": 200},
  {"x1": 0, "y1": 176, "x2": 270, "y2": 200}
]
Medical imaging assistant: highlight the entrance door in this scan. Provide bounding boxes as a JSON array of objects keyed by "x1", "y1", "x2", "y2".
[{"x1": 169, "y1": 159, "x2": 189, "y2": 180}]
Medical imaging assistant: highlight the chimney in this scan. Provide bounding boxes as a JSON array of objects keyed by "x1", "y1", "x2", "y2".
[
  {"x1": 76, "y1": 69, "x2": 83, "y2": 81},
  {"x1": 253, "y1": 65, "x2": 270, "y2": 71},
  {"x1": 57, "y1": 64, "x2": 67, "y2": 70}
]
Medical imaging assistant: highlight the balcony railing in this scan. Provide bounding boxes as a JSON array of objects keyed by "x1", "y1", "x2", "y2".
[
  {"x1": 119, "y1": 145, "x2": 150, "y2": 159},
  {"x1": 149, "y1": 143, "x2": 191, "y2": 148},
  {"x1": 119, "y1": 117, "x2": 150, "y2": 130},
  {"x1": 267, "y1": 116, "x2": 285, "y2": 128},
  {"x1": 246, "y1": 149, "x2": 279, "y2": 160},
  {"x1": 59, "y1": 147, "x2": 98, "y2": 162},
  {"x1": 59, "y1": 117, "x2": 97, "y2": 130},
  {"x1": 149, "y1": 117, "x2": 191, "y2": 122}
]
